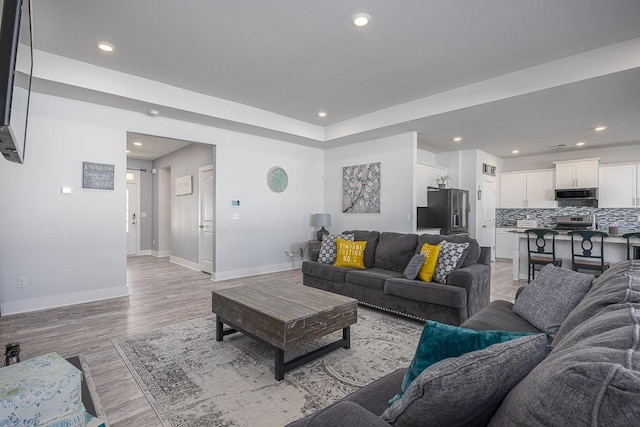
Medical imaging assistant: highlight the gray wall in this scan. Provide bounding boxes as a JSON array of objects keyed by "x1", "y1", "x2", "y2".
[
  {"x1": 152, "y1": 143, "x2": 214, "y2": 263},
  {"x1": 126, "y1": 159, "x2": 153, "y2": 251}
]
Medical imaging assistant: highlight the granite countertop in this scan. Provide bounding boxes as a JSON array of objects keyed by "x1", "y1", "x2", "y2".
[{"x1": 509, "y1": 229, "x2": 639, "y2": 237}]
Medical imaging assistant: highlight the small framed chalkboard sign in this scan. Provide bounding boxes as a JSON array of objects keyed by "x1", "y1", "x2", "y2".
[{"x1": 83, "y1": 162, "x2": 115, "y2": 190}]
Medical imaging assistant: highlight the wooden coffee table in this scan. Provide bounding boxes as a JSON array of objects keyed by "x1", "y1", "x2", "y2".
[{"x1": 211, "y1": 282, "x2": 357, "y2": 380}]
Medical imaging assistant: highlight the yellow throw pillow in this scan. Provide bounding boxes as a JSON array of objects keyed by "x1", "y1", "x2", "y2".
[
  {"x1": 418, "y1": 243, "x2": 441, "y2": 282},
  {"x1": 334, "y1": 238, "x2": 367, "y2": 269}
]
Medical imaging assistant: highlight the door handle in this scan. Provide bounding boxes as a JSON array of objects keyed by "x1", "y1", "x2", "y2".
[{"x1": 199, "y1": 225, "x2": 204, "y2": 228}]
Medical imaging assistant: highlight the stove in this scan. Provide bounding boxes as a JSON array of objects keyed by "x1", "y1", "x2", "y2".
[{"x1": 553, "y1": 215, "x2": 595, "y2": 231}]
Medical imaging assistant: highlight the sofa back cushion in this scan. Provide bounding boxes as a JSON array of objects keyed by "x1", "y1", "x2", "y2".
[
  {"x1": 343, "y1": 230, "x2": 380, "y2": 269},
  {"x1": 490, "y1": 304, "x2": 640, "y2": 427},
  {"x1": 374, "y1": 232, "x2": 418, "y2": 272},
  {"x1": 417, "y1": 234, "x2": 481, "y2": 268},
  {"x1": 553, "y1": 260, "x2": 640, "y2": 344}
]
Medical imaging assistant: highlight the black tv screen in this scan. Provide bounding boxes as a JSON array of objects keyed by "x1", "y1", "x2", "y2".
[{"x1": 0, "y1": 0, "x2": 32, "y2": 164}]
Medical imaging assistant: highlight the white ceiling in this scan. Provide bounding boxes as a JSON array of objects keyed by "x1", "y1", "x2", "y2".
[
  {"x1": 26, "y1": 0, "x2": 640, "y2": 159},
  {"x1": 126, "y1": 132, "x2": 192, "y2": 161}
]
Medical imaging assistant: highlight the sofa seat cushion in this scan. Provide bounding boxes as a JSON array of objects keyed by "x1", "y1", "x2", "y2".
[
  {"x1": 461, "y1": 300, "x2": 542, "y2": 333},
  {"x1": 374, "y1": 232, "x2": 419, "y2": 272},
  {"x1": 343, "y1": 230, "x2": 380, "y2": 269},
  {"x1": 302, "y1": 261, "x2": 351, "y2": 283},
  {"x1": 346, "y1": 268, "x2": 403, "y2": 291},
  {"x1": 384, "y1": 278, "x2": 466, "y2": 308},
  {"x1": 490, "y1": 305, "x2": 640, "y2": 427},
  {"x1": 554, "y1": 260, "x2": 640, "y2": 344}
]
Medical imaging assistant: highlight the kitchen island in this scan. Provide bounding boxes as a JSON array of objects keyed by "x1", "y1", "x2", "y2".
[{"x1": 509, "y1": 229, "x2": 639, "y2": 281}]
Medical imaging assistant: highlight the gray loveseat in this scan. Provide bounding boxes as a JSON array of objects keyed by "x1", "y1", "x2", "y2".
[
  {"x1": 289, "y1": 260, "x2": 640, "y2": 426},
  {"x1": 302, "y1": 230, "x2": 491, "y2": 326}
]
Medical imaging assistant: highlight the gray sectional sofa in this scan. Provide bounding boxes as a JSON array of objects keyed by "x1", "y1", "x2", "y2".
[
  {"x1": 289, "y1": 260, "x2": 640, "y2": 426},
  {"x1": 302, "y1": 230, "x2": 491, "y2": 326}
]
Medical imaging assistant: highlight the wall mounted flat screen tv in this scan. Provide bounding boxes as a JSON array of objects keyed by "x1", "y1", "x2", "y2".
[{"x1": 0, "y1": 0, "x2": 33, "y2": 164}]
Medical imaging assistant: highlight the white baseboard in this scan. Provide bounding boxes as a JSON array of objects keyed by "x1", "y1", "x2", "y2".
[
  {"x1": 170, "y1": 255, "x2": 200, "y2": 271},
  {"x1": 152, "y1": 250, "x2": 171, "y2": 257},
  {"x1": 137, "y1": 250, "x2": 152, "y2": 256},
  {"x1": 0, "y1": 286, "x2": 130, "y2": 316},
  {"x1": 212, "y1": 260, "x2": 303, "y2": 281}
]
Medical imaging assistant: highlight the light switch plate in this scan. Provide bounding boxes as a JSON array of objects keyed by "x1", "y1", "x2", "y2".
[{"x1": 61, "y1": 186, "x2": 72, "y2": 194}]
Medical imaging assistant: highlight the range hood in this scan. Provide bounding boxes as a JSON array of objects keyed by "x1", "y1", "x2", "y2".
[{"x1": 555, "y1": 188, "x2": 598, "y2": 207}]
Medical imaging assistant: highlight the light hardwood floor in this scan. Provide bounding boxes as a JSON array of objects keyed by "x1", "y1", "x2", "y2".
[{"x1": 0, "y1": 257, "x2": 520, "y2": 426}]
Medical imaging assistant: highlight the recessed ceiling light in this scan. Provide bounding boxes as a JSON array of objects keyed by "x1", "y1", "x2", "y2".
[
  {"x1": 352, "y1": 13, "x2": 371, "y2": 27},
  {"x1": 453, "y1": 137, "x2": 462, "y2": 142},
  {"x1": 318, "y1": 111, "x2": 327, "y2": 118},
  {"x1": 147, "y1": 109, "x2": 160, "y2": 117},
  {"x1": 97, "y1": 42, "x2": 115, "y2": 52},
  {"x1": 512, "y1": 150, "x2": 519, "y2": 154},
  {"x1": 576, "y1": 141, "x2": 586, "y2": 146},
  {"x1": 594, "y1": 126, "x2": 607, "y2": 131},
  {"x1": 133, "y1": 142, "x2": 142, "y2": 146}
]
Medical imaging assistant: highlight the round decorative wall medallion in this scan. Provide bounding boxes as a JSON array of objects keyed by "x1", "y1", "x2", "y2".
[{"x1": 267, "y1": 166, "x2": 288, "y2": 192}]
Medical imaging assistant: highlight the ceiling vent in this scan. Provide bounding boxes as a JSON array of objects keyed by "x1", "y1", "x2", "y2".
[{"x1": 548, "y1": 144, "x2": 568, "y2": 151}]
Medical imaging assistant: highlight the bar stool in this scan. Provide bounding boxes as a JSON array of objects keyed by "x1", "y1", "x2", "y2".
[
  {"x1": 568, "y1": 230, "x2": 610, "y2": 276},
  {"x1": 525, "y1": 228, "x2": 562, "y2": 283},
  {"x1": 622, "y1": 232, "x2": 640, "y2": 260}
]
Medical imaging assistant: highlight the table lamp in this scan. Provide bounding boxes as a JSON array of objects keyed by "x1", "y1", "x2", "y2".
[{"x1": 313, "y1": 213, "x2": 331, "y2": 241}]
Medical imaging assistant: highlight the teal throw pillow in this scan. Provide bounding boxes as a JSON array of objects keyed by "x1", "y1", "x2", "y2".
[{"x1": 389, "y1": 320, "x2": 539, "y2": 405}]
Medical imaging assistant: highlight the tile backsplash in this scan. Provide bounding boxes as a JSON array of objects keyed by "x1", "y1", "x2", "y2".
[{"x1": 496, "y1": 207, "x2": 640, "y2": 230}]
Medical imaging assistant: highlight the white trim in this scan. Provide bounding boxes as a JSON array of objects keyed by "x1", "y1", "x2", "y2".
[
  {"x1": 212, "y1": 261, "x2": 303, "y2": 281},
  {"x1": 170, "y1": 255, "x2": 200, "y2": 271},
  {"x1": 131, "y1": 250, "x2": 152, "y2": 256},
  {"x1": 0, "y1": 286, "x2": 130, "y2": 316},
  {"x1": 152, "y1": 250, "x2": 171, "y2": 257}
]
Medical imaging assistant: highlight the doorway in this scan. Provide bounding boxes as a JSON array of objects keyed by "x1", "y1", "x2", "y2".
[
  {"x1": 126, "y1": 170, "x2": 141, "y2": 255},
  {"x1": 199, "y1": 165, "x2": 214, "y2": 274},
  {"x1": 480, "y1": 178, "x2": 497, "y2": 260}
]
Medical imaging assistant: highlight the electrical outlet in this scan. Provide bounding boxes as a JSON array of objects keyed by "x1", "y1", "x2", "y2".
[{"x1": 17, "y1": 276, "x2": 27, "y2": 288}]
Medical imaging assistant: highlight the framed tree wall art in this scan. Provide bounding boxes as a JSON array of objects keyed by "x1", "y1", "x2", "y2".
[{"x1": 342, "y1": 162, "x2": 381, "y2": 213}]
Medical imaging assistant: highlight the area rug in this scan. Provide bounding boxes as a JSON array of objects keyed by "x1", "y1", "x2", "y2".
[{"x1": 113, "y1": 307, "x2": 423, "y2": 426}]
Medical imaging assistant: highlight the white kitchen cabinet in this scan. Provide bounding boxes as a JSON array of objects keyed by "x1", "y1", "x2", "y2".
[
  {"x1": 416, "y1": 164, "x2": 447, "y2": 206},
  {"x1": 554, "y1": 159, "x2": 599, "y2": 189},
  {"x1": 416, "y1": 164, "x2": 429, "y2": 206},
  {"x1": 499, "y1": 172, "x2": 527, "y2": 208},
  {"x1": 499, "y1": 170, "x2": 556, "y2": 208},
  {"x1": 599, "y1": 163, "x2": 639, "y2": 208},
  {"x1": 495, "y1": 228, "x2": 516, "y2": 259}
]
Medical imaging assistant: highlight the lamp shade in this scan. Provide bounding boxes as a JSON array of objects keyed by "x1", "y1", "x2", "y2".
[{"x1": 313, "y1": 213, "x2": 331, "y2": 227}]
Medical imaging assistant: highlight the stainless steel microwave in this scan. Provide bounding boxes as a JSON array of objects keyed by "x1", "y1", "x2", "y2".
[{"x1": 555, "y1": 188, "x2": 598, "y2": 207}]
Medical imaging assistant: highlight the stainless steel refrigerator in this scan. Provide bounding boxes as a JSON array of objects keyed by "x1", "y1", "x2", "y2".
[{"x1": 422, "y1": 188, "x2": 470, "y2": 235}]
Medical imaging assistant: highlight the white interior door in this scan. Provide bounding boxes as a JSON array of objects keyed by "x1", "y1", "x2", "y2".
[
  {"x1": 126, "y1": 179, "x2": 139, "y2": 255},
  {"x1": 480, "y1": 179, "x2": 496, "y2": 260},
  {"x1": 199, "y1": 165, "x2": 214, "y2": 274}
]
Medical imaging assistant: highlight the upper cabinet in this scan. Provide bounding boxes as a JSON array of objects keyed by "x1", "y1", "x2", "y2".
[
  {"x1": 599, "y1": 163, "x2": 640, "y2": 208},
  {"x1": 554, "y1": 159, "x2": 599, "y2": 189},
  {"x1": 499, "y1": 169, "x2": 556, "y2": 208},
  {"x1": 416, "y1": 164, "x2": 447, "y2": 206}
]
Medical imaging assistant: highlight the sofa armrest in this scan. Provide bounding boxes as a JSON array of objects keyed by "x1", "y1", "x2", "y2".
[
  {"x1": 478, "y1": 246, "x2": 491, "y2": 265},
  {"x1": 446, "y1": 262, "x2": 491, "y2": 319},
  {"x1": 286, "y1": 401, "x2": 390, "y2": 427}
]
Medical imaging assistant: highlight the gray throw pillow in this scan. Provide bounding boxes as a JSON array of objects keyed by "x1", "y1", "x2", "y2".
[
  {"x1": 432, "y1": 241, "x2": 468, "y2": 284},
  {"x1": 403, "y1": 254, "x2": 425, "y2": 280},
  {"x1": 381, "y1": 334, "x2": 548, "y2": 427},
  {"x1": 513, "y1": 264, "x2": 594, "y2": 334},
  {"x1": 317, "y1": 234, "x2": 354, "y2": 264}
]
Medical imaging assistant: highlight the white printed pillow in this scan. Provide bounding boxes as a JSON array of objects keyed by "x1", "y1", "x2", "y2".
[
  {"x1": 318, "y1": 234, "x2": 354, "y2": 264},
  {"x1": 433, "y1": 241, "x2": 469, "y2": 283}
]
